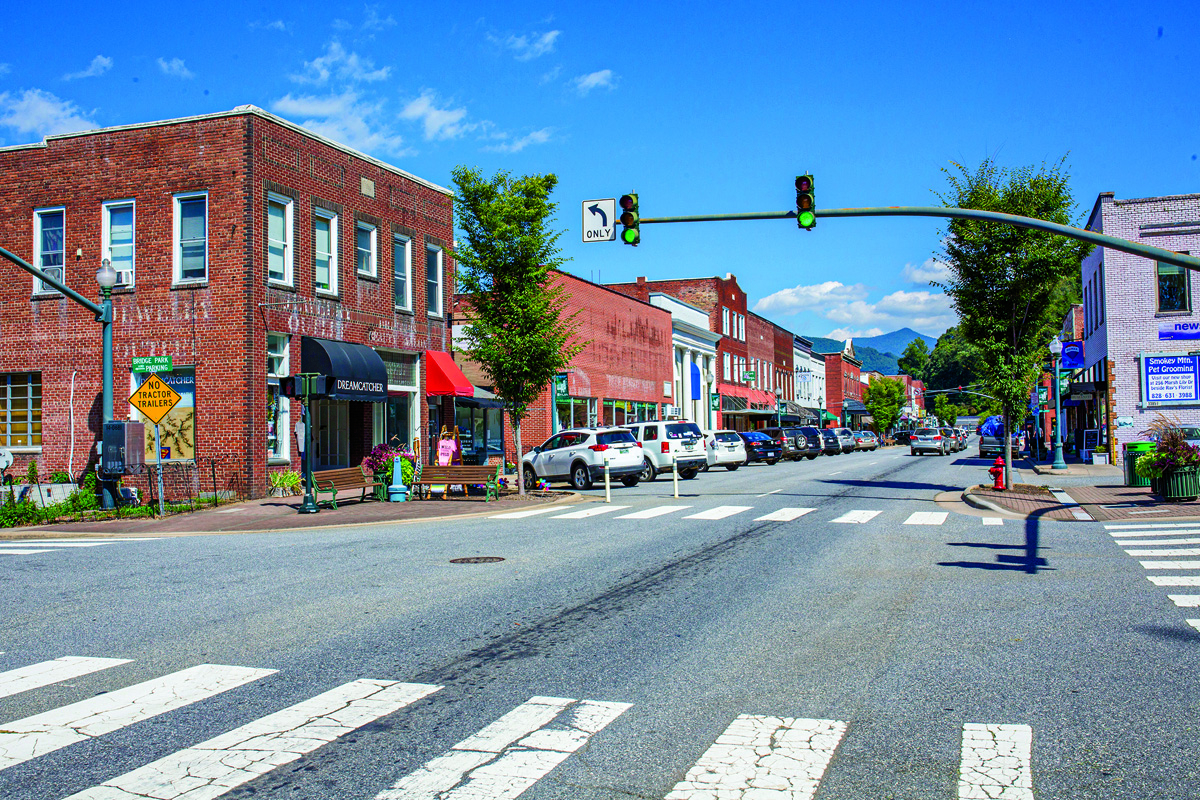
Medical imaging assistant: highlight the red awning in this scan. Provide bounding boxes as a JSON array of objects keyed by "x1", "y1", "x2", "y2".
[{"x1": 425, "y1": 351, "x2": 474, "y2": 397}]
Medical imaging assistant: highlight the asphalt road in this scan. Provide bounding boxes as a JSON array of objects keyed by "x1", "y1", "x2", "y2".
[{"x1": 2, "y1": 440, "x2": 1198, "y2": 799}]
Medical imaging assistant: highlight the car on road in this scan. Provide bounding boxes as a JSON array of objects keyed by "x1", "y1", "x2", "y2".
[
  {"x1": 892, "y1": 429, "x2": 914, "y2": 445},
  {"x1": 834, "y1": 427, "x2": 857, "y2": 454},
  {"x1": 702, "y1": 429, "x2": 747, "y2": 471},
  {"x1": 941, "y1": 427, "x2": 963, "y2": 452},
  {"x1": 761, "y1": 426, "x2": 816, "y2": 461},
  {"x1": 819, "y1": 427, "x2": 843, "y2": 455},
  {"x1": 910, "y1": 427, "x2": 949, "y2": 456},
  {"x1": 853, "y1": 431, "x2": 879, "y2": 451},
  {"x1": 522, "y1": 427, "x2": 643, "y2": 490},
  {"x1": 738, "y1": 430, "x2": 783, "y2": 464},
  {"x1": 795, "y1": 426, "x2": 825, "y2": 459},
  {"x1": 625, "y1": 420, "x2": 707, "y2": 481}
]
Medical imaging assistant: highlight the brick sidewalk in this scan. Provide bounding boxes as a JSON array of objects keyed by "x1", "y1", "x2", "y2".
[
  {"x1": 1065, "y1": 484, "x2": 1200, "y2": 521},
  {"x1": 968, "y1": 487, "x2": 1079, "y2": 521}
]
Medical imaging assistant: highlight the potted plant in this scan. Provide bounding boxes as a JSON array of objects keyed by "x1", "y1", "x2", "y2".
[{"x1": 1136, "y1": 415, "x2": 1200, "y2": 501}]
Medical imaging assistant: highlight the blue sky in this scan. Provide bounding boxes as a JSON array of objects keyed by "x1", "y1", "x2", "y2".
[{"x1": 2, "y1": 2, "x2": 1197, "y2": 342}]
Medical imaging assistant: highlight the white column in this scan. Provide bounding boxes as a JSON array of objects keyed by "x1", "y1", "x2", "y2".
[{"x1": 682, "y1": 348, "x2": 694, "y2": 423}]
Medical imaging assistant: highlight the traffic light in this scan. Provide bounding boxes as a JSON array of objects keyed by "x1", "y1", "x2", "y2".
[
  {"x1": 795, "y1": 174, "x2": 815, "y2": 230},
  {"x1": 619, "y1": 193, "x2": 639, "y2": 246}
]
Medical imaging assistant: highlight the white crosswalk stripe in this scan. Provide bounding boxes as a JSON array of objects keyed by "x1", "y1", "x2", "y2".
[
  {"x1": 1189, "y1": 620, "x2": 1200, "y2": 634},
  {"x1": 684, "y1": 506, "x2": 753, "y2": 520},
  {"x1": 1140, "y1": 561, "x2": 1200, "y2": 569},
  {"x1": 616, "y1": 505, "x2": 692, "y2": 519},
  {"x1": 958, "y1": 723, "x2": 1033, "y2": 800},
  {"x1": 0, "y1": 656, "x2": 131, "y2": 700},
  {"x1": 1116, "y1": 537, "x2": 1200, "y2": 546},
  {"x1": 551, "y1": 505, "x2": 630, "y2": 519},
  {"x1": 0, "y1": 538, "x2": 160, "y2": 556},
  {"x1": 904, "y1": 511, "x2": 948, "y2": 525},
  {"x1": 1147, "y1": 576, "x2": 1200, "y2": 586},
  {"x1": 1126, "y1": 548, "x2": 1200, "y2": 557},
  {"x1": 754, "y1": 507, "x2": 816, "y2": 522},
  {"x1": 831, "y1": 510, "x2": 881, "y2": 524},
  {"x1": 982, "y1": 517, "x2": 1004, "y2": 526},
  {"x1": 664, "y1": 715, "x2": 847, "y2": 800},
  {"x1": 1168, "y1": 595, "x2": 1200, "y2": 607},
  {"x1": 487, "y1": 507, "x2": 562, "y2": 519},
  {"x1": 1107, "y1": 529, "x2": 1200, "y2": 538},
  {"x1": 0, "y1": 664, "x2": 275, "y2": 772},
  {"x1": 1105, "y1": 522, "x2": 1200, "y2": 529},
  {"x1": 67, "y1": 680, "x2": 441, "y2": 800},
  {"x1": 373, "y1": 696, "x2": 630, "y2": 800}
]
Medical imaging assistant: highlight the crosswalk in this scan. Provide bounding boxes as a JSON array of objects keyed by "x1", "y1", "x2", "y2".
[
  {"x1": 1106, "y1": 521, "x2": 1200, "y2": 633},
  {"x1": 0, "y1": 537, "x2": 160, "y2": 556},
  {"x1": 490, "y1": 503, "x2": 1003, "y2": 527},
  {"x1": 0, "y1": 655, "x2": 1040, "y2": 799}
]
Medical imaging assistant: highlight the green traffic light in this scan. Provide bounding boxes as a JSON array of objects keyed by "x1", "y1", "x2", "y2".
[
  {"x1": 798, "y1": 210, "x2": 816, "y2": 229},
  {"x1": 622, "y1": 228, "x2": 640, "y2": 245}
]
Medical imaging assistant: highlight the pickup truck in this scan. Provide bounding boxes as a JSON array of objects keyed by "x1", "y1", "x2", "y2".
[{"x1": 978, "y1": 420, "x2": 1021, "y2": 458}]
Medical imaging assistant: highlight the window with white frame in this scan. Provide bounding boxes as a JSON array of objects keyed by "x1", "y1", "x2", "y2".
[
  {"x1": 426, "y1": 243, "x2": 443, "y2": 316},
  {"x1": 314, "y1": 208, "x2": 338, "y2": 295},
  {"x1": 266, "y1": 194, "x2": 293, "y2": 285},
  {"x1": 356, "y1": 221, "x2": 376, "y2": 278},
  {"x1": 0, "y1": 372, "x2": 41, "y2": 448},
  {"x1": 737, "y1": 314, "x2": 745, "y2": 340},
  {"x1": 266, "y1": 333, "x2": 290, "y2": 461},
  {"x1": 393, "y1": 234, "x2": 411, "y2": 310},
  {"x1": 174, "y1": 192, "x2": 208, "y2": 283},
  {"x1": 721, "y1": 307, "x2": 730, "y2": 336},
  {"x1": 33, "y1": 208, "x2": 65, "y2": 293},
  {"x1": 103, "y1": 201, "x2": 135, "y2": 288},
  {"x1": 722, "y1": 352, "x2": 731, "y2": 381}
]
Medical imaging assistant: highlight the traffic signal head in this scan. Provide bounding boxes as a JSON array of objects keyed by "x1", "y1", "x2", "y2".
[
  {"x1": 619, "y1": 193, "x2": 639, "y2": 246},
  {"x1": 795, "y1": 174, "x2": 816, "y2": 230}
]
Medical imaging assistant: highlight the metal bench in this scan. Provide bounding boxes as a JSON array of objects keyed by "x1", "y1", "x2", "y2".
[{"x1": 308, "y1": 466, "x2": 386, "y2": 509}]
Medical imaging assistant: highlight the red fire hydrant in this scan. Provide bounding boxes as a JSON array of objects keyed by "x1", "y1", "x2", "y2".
[{"x1": 989, "y1": 456, "x2": 1006, "y2": 491}]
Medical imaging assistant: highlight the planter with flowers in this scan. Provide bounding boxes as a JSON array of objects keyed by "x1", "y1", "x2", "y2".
[
  {"x1": 362, "y1": 443, "x2": 416, "y2": 490},
  {"x1": 1135, "y1": 415, "x2": 1200, "y2": 502}
]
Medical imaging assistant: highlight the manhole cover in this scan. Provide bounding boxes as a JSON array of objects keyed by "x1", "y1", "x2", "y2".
[{"x1": 449, "y1": 556, "x2": 505, "y2": 564}]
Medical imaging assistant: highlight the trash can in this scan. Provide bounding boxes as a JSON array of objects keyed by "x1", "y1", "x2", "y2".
[{"x1": 1124, "y1": 441, "x2": 1155, "y2": 487}]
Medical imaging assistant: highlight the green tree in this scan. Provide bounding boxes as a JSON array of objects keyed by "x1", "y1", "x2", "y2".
[
  {"x1": 451, "y1": 167, "x2": 584, "y2": 495},
  {"x1": 896, "y1": 338, "x2": 930, "y2": 380},
  {"x1": 863, "y1": 376, "x2": 906, "y2": 437},
  {"x1": 936, "y1": 157, "x2": 1090, "y2": 481},
  {"x1": 933, "y1": 395, "x2": 960, "y2": 426}
]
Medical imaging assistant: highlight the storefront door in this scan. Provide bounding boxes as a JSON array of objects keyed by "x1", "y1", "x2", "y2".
[{"x1": 314, "y1": 399, "x2": 350, "y2": 468}]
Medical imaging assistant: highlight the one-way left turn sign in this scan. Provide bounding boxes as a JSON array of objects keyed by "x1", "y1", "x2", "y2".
[{"x1": 582, "y1": 198, "x2": 616, "y2": 242}]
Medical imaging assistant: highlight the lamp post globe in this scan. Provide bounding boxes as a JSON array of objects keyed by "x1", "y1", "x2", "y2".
[
  {"x1": 1049, "y1": 335, "x2": 1068, "y2": 470},
  {"x1": 96, "y1": 258, "x2": 118, "y2": 290}
]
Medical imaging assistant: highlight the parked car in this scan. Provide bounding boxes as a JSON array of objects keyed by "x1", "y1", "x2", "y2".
[
  {"x1": 853, "y1": 431, "x2": 879, "y2": 451},
  {"x1": 910, "y1": 427, "x2": 949, "y2": 456},
  {"x1": 819, "y1": 427, "x2": 843, "y2": 455},
  {"x1": 761, "y1": 426, "x2": 812, "y2": 461},
  {"x1": 893, "y1": 430, "x2": 914, "y2": 445},
  {"x1": 739, "y1": 430, "x2": 784, "y2": 464},
  {"x1": 703, "y1": 429, "x2": 748, "y2": 471},
  {"x1": 624, "y1": 420, "x2": 707, "y2": 481},
  {"x1": 521, "y1": 427, "x2": 643, "y2": 490},
  {"x1": 795, "y1": 426, "x2": 825, "y2": 459},
  {"x1": 940, "y1": 427, "x2": 962, "y2": 452},
  {"x1": 834, "y1": 427, "x2": 857, "y2": 454}
]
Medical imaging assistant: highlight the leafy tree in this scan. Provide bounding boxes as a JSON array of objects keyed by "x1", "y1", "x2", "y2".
[
  {"x1": 936, "y1": 157, "x2": 1090, "y2": 482},
  {"x1": 922, "y1": 327, "x2": 981, "y2": 392},
  {"x1": 863, "y1": 376, "x2": 906, "y2": 436},
  {"x1": 897, "y1": 338, "x2": 930, "y2": 380},
  {"x1": 451, "y1": 167, "x2": 584, "y2": 495},
  {"x1": 933, "y1": 395, "x2": 960, "y2": 426}
]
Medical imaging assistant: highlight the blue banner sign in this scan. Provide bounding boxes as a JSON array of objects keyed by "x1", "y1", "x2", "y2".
[
  {"x1": 1060, "y1": 340, "x2": 1085, "y2": 370},
  {"x1": 1142, "y1": 354, "x2": 1200, "y2": 405},
  {"x1": 1158, "y1": 321, "x2": 1200, "y2": 340}
]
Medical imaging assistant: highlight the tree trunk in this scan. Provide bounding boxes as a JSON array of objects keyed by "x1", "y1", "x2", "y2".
[{"x1": 513, "y1": 415, "x2": 525, "y2": 496}]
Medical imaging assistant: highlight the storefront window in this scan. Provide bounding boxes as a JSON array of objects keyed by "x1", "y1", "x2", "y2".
[
  {"x1": 556, "y1": 396, "x2": 597, "y2": 430},
  {"x1": 0, "y1": 372, "x2": 41, "y2": 448},
  {"x1": 266, "y1": 333, "x2": 289, "y2": 460},
  {"x1": 131, "y1": 367, "x2": 195, "y2": 463},
  {"x1": 377, "y1": 350, "x2": 418, "y2": 449},
  {"x1": 454, "y1": 405, "x2": 504, "y2": 463}
]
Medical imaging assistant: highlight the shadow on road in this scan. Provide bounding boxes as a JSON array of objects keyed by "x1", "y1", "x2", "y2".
[
  {"x1": 938, "y1": 510, "x2": 1053, "y2": 574},
  {"x1": 1134, "y1": 624, "x2": 1200, "y2": 643},
  {"x1": 820, "y1": 478, "x2": 965, "y2": 493}
]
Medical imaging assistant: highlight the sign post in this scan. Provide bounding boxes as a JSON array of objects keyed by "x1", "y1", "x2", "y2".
[{"x1": 129, "y1": 373, "x2": 182, "y2": 516}]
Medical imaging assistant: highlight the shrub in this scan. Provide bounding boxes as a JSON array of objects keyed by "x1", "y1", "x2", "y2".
[
  {"x1": 48, "y1": 470, "x2": 72, "y2": 483},
  {"x1": 362, "y1": 443, "x2": 416, "y2": 483},
  {"x1": 269, "y1": 470, "x2": 302, "y2": 490},
  {"x1": 1136, "y1": 414, "x2": 1200, "y2": 479}
]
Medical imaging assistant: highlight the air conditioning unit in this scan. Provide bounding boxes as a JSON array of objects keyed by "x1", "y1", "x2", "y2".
[{"x1": 663, "y1": 405, "x2": 679, "y2": 418}]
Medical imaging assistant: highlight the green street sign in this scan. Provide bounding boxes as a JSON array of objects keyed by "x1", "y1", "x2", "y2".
[
  {"x1": 710, "y1": 393, "x2": 720, "y2": 412},
  {"x1": 553, "y1": 373, "x2": 568, "y2": 396},
  {"x1": 743, "y1": 371, "x2": 757, "y2": 381},
  {"x1": 132, "y1": 355, "x2": 172, "y2": 372}
]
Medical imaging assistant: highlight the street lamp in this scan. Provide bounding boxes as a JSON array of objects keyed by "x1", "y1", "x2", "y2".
[
  {"x1": 96, "y1": 258, "x2": 118, "y2": 508},
  {"x1": 1048, "y1": 335, "x2": 1068, "y2": 470}
]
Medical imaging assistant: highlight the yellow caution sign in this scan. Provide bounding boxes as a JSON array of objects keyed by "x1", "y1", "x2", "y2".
[{"x1": 129, "y1": 374, "x2": 183, "y2": 426}]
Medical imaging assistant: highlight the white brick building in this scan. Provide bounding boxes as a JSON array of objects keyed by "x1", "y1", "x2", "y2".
[{"x1": 1082, "y1": 191, "x2": 1200, "y2": 462}]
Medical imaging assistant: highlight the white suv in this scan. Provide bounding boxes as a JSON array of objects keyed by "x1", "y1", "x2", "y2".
[
  {"x1": 625, "y1": 420, "x2": 707, "y2": 481},
  {"x1": 521, "y1": 428, "x2": 643, "y2": 491},
  {"x1": 703, "y1": 429, "x2": 747, "y2": 471}
]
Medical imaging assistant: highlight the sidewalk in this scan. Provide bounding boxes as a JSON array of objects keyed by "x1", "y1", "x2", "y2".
[{"x1": 8, "y1": 489, "x2": 577, "y2": 538}]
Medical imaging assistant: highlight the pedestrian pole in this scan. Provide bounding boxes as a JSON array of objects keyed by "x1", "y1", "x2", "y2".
[
  {"x1": 672, "y1": 453, "x2": 679, "y2": 498},
  {"x1": 603, "y1": 451, "x2": 611, "y2": 503},
  {"x1": 153, "y1": 423, "x2": 165, "y2": 517}
]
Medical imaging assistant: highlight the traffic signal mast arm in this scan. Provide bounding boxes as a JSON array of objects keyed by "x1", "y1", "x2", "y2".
[{"x1": 636, "y1": 205, "x2": 1200, "y2": 272}]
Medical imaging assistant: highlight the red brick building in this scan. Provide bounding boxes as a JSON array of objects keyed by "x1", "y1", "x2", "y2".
[
  {"x1": 606, "y1": 274, "x2": 786, "y2": 430},
  {"x1": 819, "y1": 341, "x2": 864, "y2": 427},
  {"x1": 453, "y1": 270, "x2": 673, "y2": 456},
  {"x1": 0, "y1": 106, "x2": 458, "y2": 498}
]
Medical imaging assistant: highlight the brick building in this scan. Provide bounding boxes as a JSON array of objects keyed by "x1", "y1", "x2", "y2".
[
  {"x1": 0, "y1": 105, "x2": 459, "y2": 498},
  {"x1": 453, "y1": 270, "x2": 673, "y2": 457},
  {"x1": 606, "y1": 274, "x2": 787, "y2": 430},
  {"x1": 818, "y1": 340, "x2": 864, "y2": 427}
]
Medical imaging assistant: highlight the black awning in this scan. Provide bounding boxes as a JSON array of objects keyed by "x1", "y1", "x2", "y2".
[
  {"x1": 301, "y1": 336, "x2": 387, "y2": 402},
  {"x1": 844, "y1": 398, "x2": 868, "y2": 413}
]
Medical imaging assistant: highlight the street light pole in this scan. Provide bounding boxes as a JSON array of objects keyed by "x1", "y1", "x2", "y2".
[
  {"x1": 1049, "y1": 336, "x2": 1068, "y2": 470},
  {"x1": 97, "y1": 259, "x2": 117, "y2": 509}
]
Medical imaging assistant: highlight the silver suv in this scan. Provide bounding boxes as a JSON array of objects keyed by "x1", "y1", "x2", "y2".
[
  {"x1": 521, "y1": 428, "x2": 643, "y2": 490},
  {"x1": 625, "y1": 420, "x2": 707, "y2": 481}
]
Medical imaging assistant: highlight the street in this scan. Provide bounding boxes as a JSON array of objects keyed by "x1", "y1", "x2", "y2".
[{"x1": 2, "y1": 443, "x2": 1198, "y2": 799}]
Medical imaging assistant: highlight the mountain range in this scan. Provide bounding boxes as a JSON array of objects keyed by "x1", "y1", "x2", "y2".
[{"x1": 805, "y1": 328, "x2": 937, "y2": 376}]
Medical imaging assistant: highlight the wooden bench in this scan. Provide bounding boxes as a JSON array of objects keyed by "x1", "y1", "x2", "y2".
[
  {"x1": 308, "y1": 466, "x2": 386, "y2": 509},
  {"x1": 410, "y1": 463, "x2": 503, "y2": 502}
]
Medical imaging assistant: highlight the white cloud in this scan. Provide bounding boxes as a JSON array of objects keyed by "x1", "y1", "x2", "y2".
[
  {"x1": 0, "y1": 89, "x2": 97, "y2": 139},
  {"x1": 826, "y1": 327, "x2": 886, "y2": 341},
  {"x1": 902, "y1": 255, "x2": 952, "y2": 285},
  {"x1": 158, "y1": 57, "x2": 194, "y2": 79},
  {"x1": 400, "y1": 91, "x2": 472, "y2": 140},
  {"x1": 332, "y1": 19, "x2": 352, "y2": 30},
  {"x1": 63, "y1": 55, "x2": 113, "y2": 81},
  {"x1": 755, "y1": 281, "x2": 957, "y2": 337},
  {"x1": 362, "y1": 5, "x2": 396, "y2": 32},
  {"x1": 0, "y1": 64, "x2": 10, "y2": 76},
  {"x1": 250, "y1": 19, "x2": 287, "y2": 32},
  {"x1": 540, "y1": 65, "x2": 562, "y2": 84},
  {"x1": 271, "y1": 91, "x2": 411, "y2": 156},
  {"x1": 484, "y1": 127, "x2": 553, "y2": 153},
  {"x1": 573, "y1": 69, "x2": 615, "y2": 95},
  {"x1": 754, "y1": 281, "x2": 868, "y2": 314},
  {"x1": 290, "y1": 41, "x2": 389, "y2": 85},
  {"x1": 499, "y1": 30, "x2": 561, "y2": 61}
]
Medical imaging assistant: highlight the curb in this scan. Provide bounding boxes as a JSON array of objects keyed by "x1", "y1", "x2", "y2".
[{"x1": 961, "y1": 490, "x2": 1029, "y2": 519}]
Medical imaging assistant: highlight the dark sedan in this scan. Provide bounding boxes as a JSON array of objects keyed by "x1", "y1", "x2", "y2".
[{"x1": 738, "y1": 431, "x2": 783, "y2": 465}]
